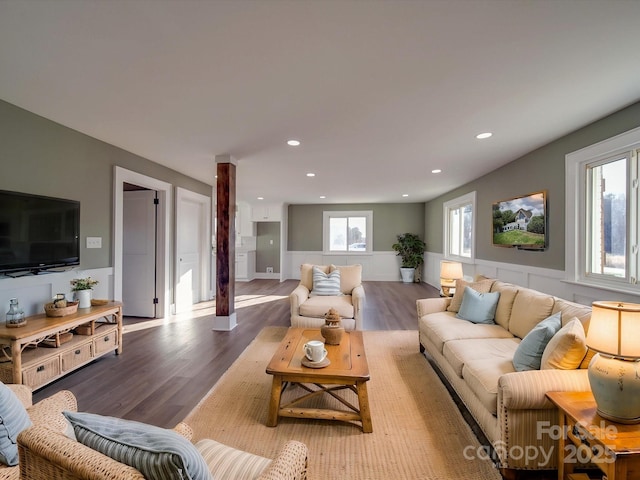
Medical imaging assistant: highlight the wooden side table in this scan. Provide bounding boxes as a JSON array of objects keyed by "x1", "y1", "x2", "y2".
[{"x1": 546, "y1": 391, "x2": 640, "y2": 480}]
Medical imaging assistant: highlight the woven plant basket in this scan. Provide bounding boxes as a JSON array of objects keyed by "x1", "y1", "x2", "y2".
[{"x1": 44, "y1": 301, "x2": 79, "y2": 317}]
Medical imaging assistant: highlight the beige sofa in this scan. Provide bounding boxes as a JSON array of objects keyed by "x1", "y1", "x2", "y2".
[
  {"x1": 290, "y1": 264, "x2": 365, "y2": 331},
  {"x1": 4, "y1": 386, "x2": 307, "y2": 480},
  {"x1": 417, "y1": 278, "x2": 592, "y2": 476}
]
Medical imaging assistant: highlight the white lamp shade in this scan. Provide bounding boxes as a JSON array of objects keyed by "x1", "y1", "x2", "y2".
[
  {"x1": 586, "y1": 301, "x2": 640, "y2": 358},
  {"x1": 440, "y1": 261, "x2": 463, "y2": 285}
]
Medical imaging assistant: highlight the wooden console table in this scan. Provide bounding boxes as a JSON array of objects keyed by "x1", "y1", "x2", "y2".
[
  {"x1": 0, "y1": 302, "x2": 122, "y2": 389},
  {"x1": 547, "y1": 391, "x2": 640, "y2": 480}
]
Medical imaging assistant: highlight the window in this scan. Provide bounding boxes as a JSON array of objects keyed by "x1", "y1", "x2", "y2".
[
  {"x1": 566, "y1": 126, "x2": 639, "y2": 293},
  {"x1": 323, "y1": 211, "x2": 372, "y2": 253},
  {"x1": 443, "y1": 192, "x2": 475, "y2": 261}
]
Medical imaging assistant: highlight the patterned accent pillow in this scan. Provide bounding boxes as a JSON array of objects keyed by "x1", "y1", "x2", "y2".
[
  {"x1": 310, "y1": 266, "x2": 342, "y2": 296},
  {"x1": 446, "y1": 278, "x2": 494, "y2": 313},
  {"x1": 0, "y1": 382, "x2": 33, "y2": 466},
  {"x1": 63, "y1": 411, "x2": 212, "y2": 480}
]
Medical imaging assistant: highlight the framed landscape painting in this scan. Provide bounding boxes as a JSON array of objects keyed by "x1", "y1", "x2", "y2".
[{"x1": 492, "y1": 191, "x2": 547, "y2": 250}]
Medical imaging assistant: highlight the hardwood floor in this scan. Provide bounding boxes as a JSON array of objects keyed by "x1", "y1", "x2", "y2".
[
  {"x1": 31, "y1": 278, "x2": 564, "y2": 479},
  {"x1": 33, "y1": 279, "x2": 439, "y2": 428}
]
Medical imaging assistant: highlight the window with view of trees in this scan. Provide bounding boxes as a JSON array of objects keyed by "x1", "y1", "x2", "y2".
[
  {"x1": 323, "y1": 211, "x2": 373, "y2": 253},
  {"x1": 443, "y1": 192, "x2": 475, "y2": 261},
  {"x1": 566, "y1": 127, "x2": 639, "y2": 294}
]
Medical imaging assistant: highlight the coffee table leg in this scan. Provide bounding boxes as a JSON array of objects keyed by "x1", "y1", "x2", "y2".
[
  {"x1": 357, "y1": 380, "x2": 373, "y2": 433},
  {"x1": 267, "y1": 375, "x2": 283, "y2": 427}
]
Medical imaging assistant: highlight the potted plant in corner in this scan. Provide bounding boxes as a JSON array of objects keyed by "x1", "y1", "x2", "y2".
[{"x1": 392, "y1": 233, "x2": 426, "y2": 283}]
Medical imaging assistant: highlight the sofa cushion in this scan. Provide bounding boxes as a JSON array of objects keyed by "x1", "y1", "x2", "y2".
[
  {"x1": 299, "y1": 295, "x2": 354, "y2": 319},
  {"x1": 0, "y1": 382, "x2": 33, "y2": 466},
  {"x1": 447, "y1": 278, "x2": 494, "y2": 313},
  {"x1": 300, "y1": 264, "x2": 331, "y2": 291},
  {"x1": 508, "y1": 289, "x2": 555, "y2": 339},
  {"x1": 552, "y1": 298, "x2": 592, "y2": 330},
  {"x1": 331, "y1": 264, "x2": 362, "y2": 294},
  {"x1": 419, "y1": 311, "x2": 514, "y2": 353},
  {"x1": 463, "y1": 359, "x2": 517, "y2": 415},
  {"x1": 456, "y1": 287, "x2": 500, "y2": 324},
  {"x1": 490, "y1": 281, "x2": 519, "y2": 330},
  {"x1": 64, "y1": 411, "x2": 212, "y2": 480},
  {"x1": 541, "y1": 317, "x2": 588, "y2": 370},
  {"x1": 513, "y1": 312, "x2": 562, "y2": 371},
  {"x1": 443, "y1": 338, "x2": 520, "y2": 377},
  {"x1": 196, "y1": 438, "x2": 271, "y2": 479},
  {"x1": 310, "y1": 266, "x2": 342, "y2": 296}
]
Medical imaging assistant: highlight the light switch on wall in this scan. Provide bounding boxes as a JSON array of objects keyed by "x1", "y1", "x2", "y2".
[{"x1": 86, "y1": 237, "x2": 102, "y2": 249}]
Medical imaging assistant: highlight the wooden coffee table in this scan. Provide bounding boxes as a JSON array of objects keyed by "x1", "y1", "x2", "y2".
[{"x1": 266, "y1": 327, "x2": 372, "y2": 433}]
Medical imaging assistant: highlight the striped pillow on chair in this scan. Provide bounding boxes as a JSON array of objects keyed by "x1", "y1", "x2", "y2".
[{"x1": 310, "y1": 266, "x2": 342, "y2": 296}]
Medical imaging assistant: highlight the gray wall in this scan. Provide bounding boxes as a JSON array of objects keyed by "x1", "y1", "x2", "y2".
[
  {"x1": 424, "y1": 100, "x2": 640, "y2": 270},
  {"x1": 256, "y1": 222, "x2": 280, "y2": 273},
  {"x1": 288, "y1": 203, "x2": 425, "y2": 251},
  {"x1": 0, "y1": 100, "x2": 212, "y2": 269}
]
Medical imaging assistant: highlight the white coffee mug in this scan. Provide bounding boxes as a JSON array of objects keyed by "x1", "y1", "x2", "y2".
[{"x1": 304, "y1": 340, "x2": 327, "y2": 362}]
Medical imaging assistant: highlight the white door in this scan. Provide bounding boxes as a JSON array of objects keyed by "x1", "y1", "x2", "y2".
[
  {"x1": 123, "y1": 190, "x2": 157, "y2": 317},
  {"x1": 176, "y1": 198, "x2": 202, "y2": 313}
]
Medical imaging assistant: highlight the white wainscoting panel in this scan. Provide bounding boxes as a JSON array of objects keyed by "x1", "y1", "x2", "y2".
[
  {"x1": 0, "y1": 267, "x2": 114, "y2": 317},
  {"x1": 286, "y1": 251, "x2": 404, "y2": 281},
  {"x1": 424, "y1": 252, "x2": 640, "y2": 306}
]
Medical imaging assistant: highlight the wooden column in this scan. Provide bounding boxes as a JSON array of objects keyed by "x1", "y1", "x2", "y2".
[{"x1": 214, "y1": 155, "x2": 237, "y2": 330}]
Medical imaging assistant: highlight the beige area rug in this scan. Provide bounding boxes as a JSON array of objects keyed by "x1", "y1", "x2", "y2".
[{"x1": 184, "y1": 327, "x2": 501, "y2": 480}]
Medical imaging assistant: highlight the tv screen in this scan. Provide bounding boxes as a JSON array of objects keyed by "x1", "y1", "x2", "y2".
[
  {"x1": 492, "y1": 191, "x2": 547, "y2": 250},
  {"x1": 0, "y1": 190, "x2": 80, "y2": 274}
]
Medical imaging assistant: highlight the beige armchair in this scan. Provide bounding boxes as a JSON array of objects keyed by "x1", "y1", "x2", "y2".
[{"x1": 290, "y1": 264, "x2": 365, "y2": 331}]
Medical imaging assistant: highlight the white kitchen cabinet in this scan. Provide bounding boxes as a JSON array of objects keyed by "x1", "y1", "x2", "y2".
[
  {"x1": 236, "y1": 203, "x2": 256, "y2": 237},
  {"x1": 235, "y1": 250, "x2": 255, "y2": 281},
  {"x1": 251, "y1": 204, "x2": 282, "y2": 222}
]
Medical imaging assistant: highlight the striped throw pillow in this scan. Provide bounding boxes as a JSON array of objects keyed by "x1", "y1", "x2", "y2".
[
  {"x1": 0, "y1": 382, "x2": 32, "y2": 466},
  {"x1": 310, "y1": 265, "x2": 342, "y2": 296},
  {"x1": 63, "y1": 411, "x2": 212, "y2": 480}
]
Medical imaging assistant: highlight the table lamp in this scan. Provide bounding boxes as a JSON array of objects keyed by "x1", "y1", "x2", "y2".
[
  {"x1": 586, "y1": 301, "x2": 640, "y2": 424},
  {"x1": 440, "y1": 261, "x2": 463, "y2": 297}
]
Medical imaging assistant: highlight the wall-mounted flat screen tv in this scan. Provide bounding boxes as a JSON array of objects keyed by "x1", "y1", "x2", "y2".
[
  {"x1": 492, "y1": 191, "x2": 547, "y2": 250},
  {"x1": 0, "y1": 190, "x2": 80, "y2": 274}
]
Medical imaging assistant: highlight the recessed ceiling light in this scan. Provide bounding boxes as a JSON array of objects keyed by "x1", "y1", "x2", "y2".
[
  {"x1": 432, "y1": 169, "x2": 442, "y2": 174},
  {"x1": 476, "y1": 132, "x2": 493, "y2": 139},
  {"x1": 402, "y1": 194, "x2": 409, "y2": 197},
  {"x1": 319, "y1": 195, "x2": 326, "y2": 199},
  {"x1": 287, "y1": 139, "x2": 301, "y2": 146},
  {"x1": 257, "y1": 197, "x2": 264, "y2": 200},
  {"x1": 306, "y1": 173, "x2": 315, "y2": 177}
]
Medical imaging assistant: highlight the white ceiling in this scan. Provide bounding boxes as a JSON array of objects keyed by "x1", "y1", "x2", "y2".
[{"x1": 1, "y1": 0, "x2": 640, "y2": 206}]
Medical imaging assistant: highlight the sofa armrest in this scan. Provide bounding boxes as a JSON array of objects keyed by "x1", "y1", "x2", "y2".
[
  {"x1": 289, "y1": 285, "x2": 310, "y2": 316},
  {"x1": 18, "y1": 425, "x2": 145, "y2": 480},
  {"x1": 257, "y1": 440, "x2": 308, "y2": 480},
  {"x1": 416, "y1": 297, "x2": 450, "y2": 317},
  {"x1": 351, "y1": 285, "x2": 365, "y2": 330},
  {"x1": 498, "y1": 369, "x2": 590, "y2": 410},
  {"x1": 7, "y1": 384, "x2": 32, "y2": 409},
  {"x1": 27, "y1": 390, "x2": 77, "y2": 434}
]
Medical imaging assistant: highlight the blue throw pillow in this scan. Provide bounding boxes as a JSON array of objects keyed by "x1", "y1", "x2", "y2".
[
  {"x1": 456, "y1": 286, "x2": 500, "y2": 324},
  {"x1": 63, "y1": 411, "x2": 212, "y2": 480},
  {"x1": 512, "y1": 312, "x2": 562, "y2": 371},
  {"x1": 0, "y1": 382, "x2": 32, "y2": 466}
]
